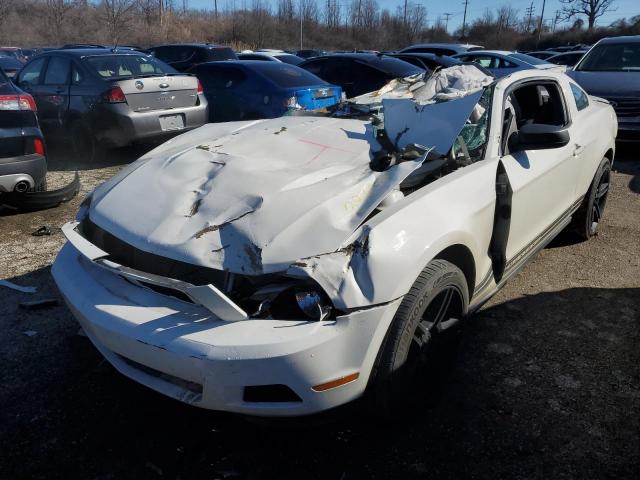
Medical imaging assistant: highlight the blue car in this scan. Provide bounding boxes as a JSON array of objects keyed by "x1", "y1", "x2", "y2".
[{"x1": 189, "y1": 61, "x2": 342, "y2": 122}]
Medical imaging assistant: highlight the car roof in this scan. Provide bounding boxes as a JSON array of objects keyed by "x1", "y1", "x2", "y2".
[
  {"x1": 39, "y1": 48, "x2": 148, "y2": 57},
  {"x1": 597, "y1": 35, "x2": 640, "y2": 45},
  {"x1": 458, "y1": 50, "x2": 512, "y2": 56},
  {"x1": 151, "y1": 43, "x2": 230, "y2": 49},
  {"x1": 549, "y1": 50, "x2": 587, "y2": 57},
  {"x1": 403, "y1": 43, "x2": 482, "y2": 49}
]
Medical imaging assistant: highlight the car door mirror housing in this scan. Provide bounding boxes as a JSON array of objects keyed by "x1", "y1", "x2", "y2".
[{"x1": 511, "y1": 123, "x2": 570, "y2": 151}]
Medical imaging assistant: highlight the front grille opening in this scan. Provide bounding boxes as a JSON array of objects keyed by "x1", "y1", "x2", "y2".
[
  {"x1": 135, "y1": 280, "x2": 194, "y2": 304},
  {"x1": 243, "y1": 384, "x2": 302, "y2": 403},
  {"x1": 118, "y1": 354, "x2": 203, "y2": 397}
]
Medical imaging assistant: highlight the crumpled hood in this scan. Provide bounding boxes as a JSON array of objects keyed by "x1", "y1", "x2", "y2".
[{"x1": 89, "y1": 116, "x2": 426, "y2": 274}]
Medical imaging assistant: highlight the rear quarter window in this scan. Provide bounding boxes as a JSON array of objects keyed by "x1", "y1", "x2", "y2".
[
  {"x1": 570, "y1": 82, "x2": 589, "y2": 111},
  {"x1": 258, "y1": 64, "x2": 328, "y2": 88},
  {"x1": 205, "y1": 47, "x2": 238, "y2": 61}
]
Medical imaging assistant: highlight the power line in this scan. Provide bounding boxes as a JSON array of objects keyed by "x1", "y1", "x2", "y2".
[
  {"x1": 442, "y1": 12, "x2": 453, "y2": 32},
  {"x1": 525, "y1": 2, "x2": 535, "y2": 32},
  {"x1": 461, "y1": 0, "x2": 469, "y2": 38}
]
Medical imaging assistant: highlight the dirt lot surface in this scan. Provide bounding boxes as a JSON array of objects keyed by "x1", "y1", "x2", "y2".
[{"x1": 1, "y1": 143, "x2": 638, "y2": 480}]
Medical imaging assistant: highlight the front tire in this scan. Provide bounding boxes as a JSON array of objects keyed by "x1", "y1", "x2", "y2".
[
  {"x1": 369, "y1": 259, "x2": 469, "y2": 416},
  {"x1": 572, "y1": 157, "x2": 611, "y2": 240}
]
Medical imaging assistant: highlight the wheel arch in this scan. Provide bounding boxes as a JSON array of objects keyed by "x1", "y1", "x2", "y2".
[{"x1": 433, "y1": 244, "x2": 477, "y2": 297}]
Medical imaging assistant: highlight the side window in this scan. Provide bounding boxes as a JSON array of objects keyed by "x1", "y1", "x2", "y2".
[
  {"x1": 570, "y1": 82, "x2": 589, "y2": 111},
  {"x1": 353, "y1": 64, "x2": 388, "y2": 95},
  {"x1": 176, "y1": 47, "x2": 196, "y2": 62},
  {"x1": 302, "y1": 59, "x2": 326, "y2": 77},
  {"x1": 200, "y1": 67, "x2": 247, "y2": 89},
  {"x1": 453, "y1": 87, "x2": 493, "y2": 163},
  {"x1": 18, "y1": 57, "x2": 46, "y2": 86},
  {"x1": 469, "y1": 55, "x2": 495, "y2": 69},
  {"x1": 323, "y1": 59, "x2": 353, "y2": 84},
  {"x1": 498, "y1": 58, "x2": 517, "y2": 68},
  {"x1": 43, "y1": 56, "x2": 70, "y2": 85}
]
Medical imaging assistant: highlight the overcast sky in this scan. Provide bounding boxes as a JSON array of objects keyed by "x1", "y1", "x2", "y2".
[{"x1": 186, "y1": 0, "x2": 638, "y2": 32}]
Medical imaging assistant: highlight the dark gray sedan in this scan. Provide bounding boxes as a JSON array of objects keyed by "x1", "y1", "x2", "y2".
[
  {"x1": 15, "y1": 48, "x2": 209, "y2": 160},
  {"x1": 568, "y1": 36, "x2": 640, "y2": 142}
]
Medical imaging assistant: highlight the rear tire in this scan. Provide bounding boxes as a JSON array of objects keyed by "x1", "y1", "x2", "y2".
[
  {"x1": 70, "y1": 120, "x2": 101, "y2": 163},
  {"x1": 369, "y1": 259, "x2": 469, "y2": 417},
  {"x1": 572, "y1": 157, "x2": 611, "y2": 240}
]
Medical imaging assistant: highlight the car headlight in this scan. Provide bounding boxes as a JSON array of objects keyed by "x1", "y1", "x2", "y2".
[
  {"x1": 295, "y1": 289, "x2": 332, "y2": 321},
  {"x1": 249, "y1": 281, "x2": 334, "y2": 321}
]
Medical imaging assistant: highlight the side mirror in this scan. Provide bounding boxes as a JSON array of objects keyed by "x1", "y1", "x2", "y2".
[{"x1": 511, "y1": 123, "x2": 570, "y2": 151}]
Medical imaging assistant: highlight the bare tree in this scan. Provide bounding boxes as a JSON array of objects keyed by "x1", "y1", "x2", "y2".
[
  {"x1": 44, "y1": 0, "x2": 75, "y2": 43},
  {"x1": 560, "y1": 0, "x2": 616, "y2": 29},
  {"x1": 0, "y1": 0, "x2": 14, "y2": 33},
  {"x1": 99, "y1": 0, "x2": 136, "y2": 44}
]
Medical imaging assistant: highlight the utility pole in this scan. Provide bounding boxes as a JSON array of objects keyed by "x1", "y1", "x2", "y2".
[
  {"x1": 525, "y1": 2, "x2": 535, "y2": 32},
  {"x1": 552, "y1": 9, "x2": 560, "y2": 33},
  {"x1": 300, "y1": 0, "x2": 303, "y2": 49},
  {"x1": 443, "y1": 12, "x2": 453, "y2": 33},
  {"x1": 536, "y1": 0, "x2": 546, "y2": 47},
  {"x1": 403, "y1": 0, "x2": 408, "y2": 27},
  {"x1": 214, "y1": 0, "x2": 218, "y2": 18},
  {"x1": 461, "y1": 0, "x2": 469, "y2": 39}
]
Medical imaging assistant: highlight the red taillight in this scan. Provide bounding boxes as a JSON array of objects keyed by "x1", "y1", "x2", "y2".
[
  {"x1": 33, "y1": 138, "x2": 45, "y2": 156},
  {"x1": 197, "y1": 80, "x2": 203, "y2": 94},
  {"x1": 103, "y1": 86, "x2": 126, "y2": 103},
  {"x1": 0, "y1": 94, "x2": 37, "y2": 111}
]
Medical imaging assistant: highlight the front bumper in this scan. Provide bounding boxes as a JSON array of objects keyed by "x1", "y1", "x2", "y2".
[
  {"x1": 94, "y1": 99, "x2": 209, "y2": 148},
  {"x1": 52, "y1": 226, "x2": 400, "y2": 416}
]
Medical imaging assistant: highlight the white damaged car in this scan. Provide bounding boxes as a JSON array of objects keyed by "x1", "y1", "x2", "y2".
[{"x1": 53, "y1": 66, "x2": 617, "y2": 416}]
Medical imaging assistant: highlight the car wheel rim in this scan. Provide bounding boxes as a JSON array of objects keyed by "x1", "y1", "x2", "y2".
[
  {"x1": 409, "y1": 285, "x2": 464, "y2": 371},
  {"x1": 590, "y1": 169, "x2": 610, "y2": 234}
]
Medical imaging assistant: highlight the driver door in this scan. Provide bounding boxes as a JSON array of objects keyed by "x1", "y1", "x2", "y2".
[{"x1": 498, "y1": 80, "x2": 580, "y2": 270}]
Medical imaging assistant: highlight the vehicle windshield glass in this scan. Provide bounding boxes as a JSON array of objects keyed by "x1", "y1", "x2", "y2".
[
  {"x1": 275, "y1": 54, "x2": 303, "y2": 65},
  {"x1": 84, "y1": 54, "x2": 177, "y2": 79},
  {"x1": 509, "y1": 53, "x2": 549, "y2": 65},
  {"x1": 207, "y1": 47, "x2": 237, "y2": 61},
  {"x1": 256, "y1": 63, "x2": 328, "y2": 87},
  {"x1": 376, "y1": 56, "x2": 424, "y2": 76},
  {"x1": 576, "y1": 43, "x2": 640, "y2": 71}
]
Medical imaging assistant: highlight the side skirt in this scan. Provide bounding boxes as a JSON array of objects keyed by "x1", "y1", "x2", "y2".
[{"x1": 468, "y1": 195, "x2": 584, "y2": 313}]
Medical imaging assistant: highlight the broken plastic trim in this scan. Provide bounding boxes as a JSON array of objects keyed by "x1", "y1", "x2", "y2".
[
  {"x1": 0, "y1": 172, "x2": 80, "y2": 211},
  {"x1": 61, "y1": 221, "x2": 249, "y2": 322}
]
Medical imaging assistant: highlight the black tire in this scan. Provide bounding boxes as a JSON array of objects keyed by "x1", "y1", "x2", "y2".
[
  {"x1": 572, "y1": 157, "x2": 611, "y2": 240},
  {"x1": 70, "y1": 120, "x2": 101, "y2": 163},
  {"x1": 369, "y1": 259, "x2": 469, "y2": 416}
]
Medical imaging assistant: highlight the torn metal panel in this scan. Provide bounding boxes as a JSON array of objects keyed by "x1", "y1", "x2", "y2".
[
  {"x1": 382, "y1": 91, "x2": 484, "y2": 155},
  {"x1": 0, "y1": 172, "x2": 80, "y2": 211},
  {"x1": 355, "y1": 64, "x2": 493, "y2": 105}
]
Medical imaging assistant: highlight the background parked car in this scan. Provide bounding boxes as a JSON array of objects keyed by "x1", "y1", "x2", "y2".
[
  {"x1": 299, "y1": 53, "x2": 423, "y2": 98},
  {"x1": 295, "y1": 49, "x2": 326, "y2": 59},
  {"x1": 388, "y1": 52, "x2": 462, "y2": 71},
  {"x1": 149, "y1": 43, "x2": 237, "y2": 71},
  {"x1": 453, "y1": 50, "x2": 560, "y2": 77},
  {"x1": 237, "y1": 52, "x2": 304, "y2": 65},
  {"x1": 547, "y1": 50, "x2": 588, "y2": 67},
  {"x1": 397, "y1": 43, "x2": 484, "y2": 56},
  {"x1": 0, "y1": 68, "x2": 47, "y2": 194},
  {"x1": 0, "y1": 47, "x2": 26, "y2": 63},
  {"x1": 568, "y1": 35, "x2": 640, "y2": 142},
  {"x1": 525, "y1": 50, "x2": 560, "y2": 60},
  {"x1": 0, "y1": 54, "x2": 23, "y2": 78},
  {"x1": 15, "y1": 48, "x2": 208, "y2": 160},
  {"x1": 190, "y1": 61, "x2": 341, "y2": 122}
]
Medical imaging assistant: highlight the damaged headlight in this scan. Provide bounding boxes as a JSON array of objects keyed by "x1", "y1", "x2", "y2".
[
  {"x1": 295, "y1": 290, "x2": 332, "y2": 321},
  {"x1": 248, "y1": 281, "x2": 333, "y2": 321}
]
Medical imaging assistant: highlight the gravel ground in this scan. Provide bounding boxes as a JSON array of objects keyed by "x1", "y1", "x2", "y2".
[{"x1": 0, "y1": 143, "x2": 638, "y2": 480}]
